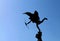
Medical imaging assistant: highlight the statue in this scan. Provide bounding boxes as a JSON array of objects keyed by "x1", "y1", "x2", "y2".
[{"x1": 24, "y1": 10, "x2": 48, "y2": 41}]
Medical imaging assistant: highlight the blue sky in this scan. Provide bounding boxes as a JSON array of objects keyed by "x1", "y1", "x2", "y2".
[{"x1": 0, "y1": 0, "x2": 60, "y2": 41}]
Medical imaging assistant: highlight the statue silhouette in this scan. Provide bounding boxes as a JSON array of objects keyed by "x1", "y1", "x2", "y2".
[{"x1": 24, "y1": 10, "x2": 48, "y2": 31}]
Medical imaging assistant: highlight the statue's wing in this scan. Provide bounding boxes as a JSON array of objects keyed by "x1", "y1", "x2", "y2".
[
  {"x1": 24, "y1": 12, "x2": 33, "y2": 17},
  {"x1": 34, "y1": 10, "x2": 38, "y2": 15},
  {"x1": 34, "y1": 10, "x2": 40, "y2": 20}
]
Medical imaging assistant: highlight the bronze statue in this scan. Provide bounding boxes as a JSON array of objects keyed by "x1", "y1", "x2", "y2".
[{"x1": 24, "y1": 10, "x2": 48, "y2": 31}]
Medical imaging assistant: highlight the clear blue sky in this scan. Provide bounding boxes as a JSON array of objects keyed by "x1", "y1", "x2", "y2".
[{"x1": 0, "y1": 0, "x2": 60, "y2": 41}]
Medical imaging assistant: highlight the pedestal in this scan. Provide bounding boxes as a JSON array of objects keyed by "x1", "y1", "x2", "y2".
[{"x1": 35, "y1": 31, "x2": 42, "y2": 41}]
